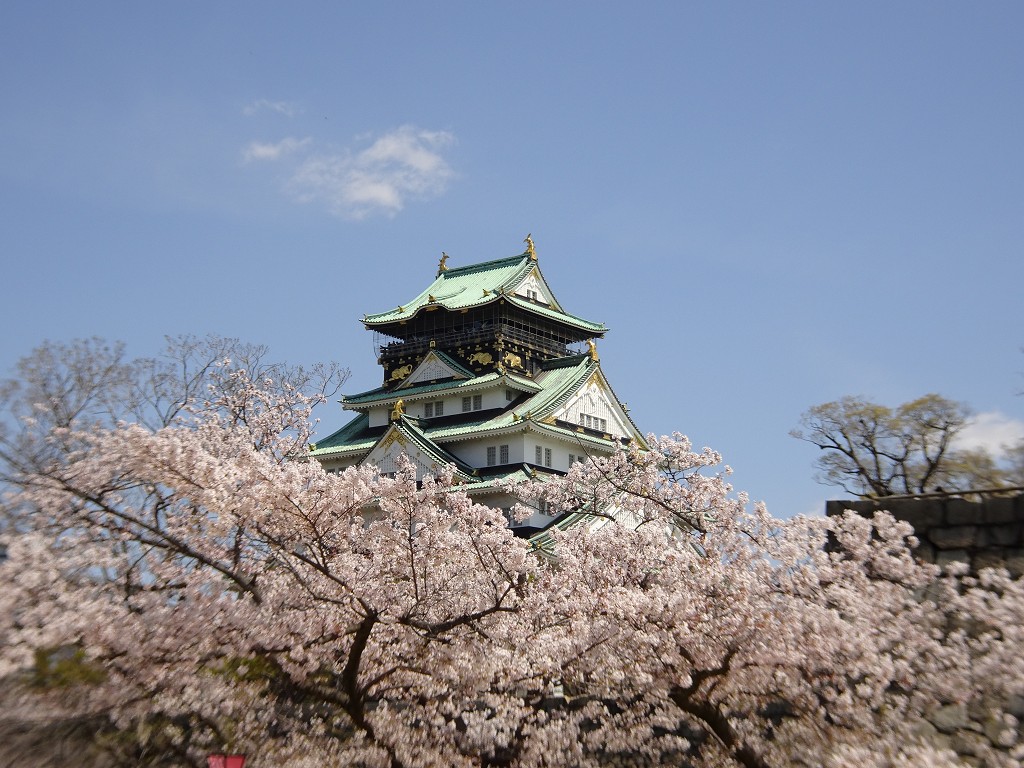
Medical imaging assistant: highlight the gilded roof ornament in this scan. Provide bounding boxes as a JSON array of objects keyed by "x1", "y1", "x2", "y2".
[
  {"x1": 428, "y1": 294, "x2": 437, "y2": 302},
  {"x1": 390, "y1": 399, "x2": 405, "y2": 422},
  {"x1": 437, "y1": 252, "x2": 449, "y2": 274},
  {"x1": 524, "y1": 233, "x2": 536, "y2": 260},
  {"x1": 587, "y1": 339, "x2": 599, "y2": 361}
]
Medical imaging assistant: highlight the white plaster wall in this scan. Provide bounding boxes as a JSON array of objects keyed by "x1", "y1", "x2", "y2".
[
  {"x1": 368, "y1": 407, "x2": 390, "y2": 428},
  {"x1": 513, "y1": 274, "x2": 548, "y2": 304}
]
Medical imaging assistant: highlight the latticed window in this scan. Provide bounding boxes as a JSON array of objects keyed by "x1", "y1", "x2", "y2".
[
  {"x1": 544, "y1": 448, "x2": 552, "y2": 467},
  {"x1": 499, "y1": 444, "x2": 509, "y2": 463},
  {"x1": 486, "y1": 446, "x2": 497, "y2": 466},
  {"x1": 473, "y1": 394, "x2": 482, "y2": 410},
  {"x1": 535, "y1": 445, "x2": 542, "y2": 464}
]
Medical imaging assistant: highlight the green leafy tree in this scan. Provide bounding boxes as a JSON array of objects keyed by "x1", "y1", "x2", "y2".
[{"x1": 791, "y1": 394, "x2": 1003, "y2": 497}]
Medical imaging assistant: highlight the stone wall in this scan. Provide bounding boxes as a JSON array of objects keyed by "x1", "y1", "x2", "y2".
[
  {"x1": 829, "y1": 493, "x2": 1024, "y2": 764},
  {"x1": 826, "y1": 492, "x2": 1024, "y2": 576}
]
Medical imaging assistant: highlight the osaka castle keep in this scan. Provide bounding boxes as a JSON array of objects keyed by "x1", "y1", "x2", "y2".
[{"x1": 309, "y1": 236, "x2": 646, "y2": 536}]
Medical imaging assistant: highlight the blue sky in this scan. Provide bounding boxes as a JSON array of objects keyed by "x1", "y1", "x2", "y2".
[{"x1": 2, "y1": 2, "x2": 1022, "y2": 517}]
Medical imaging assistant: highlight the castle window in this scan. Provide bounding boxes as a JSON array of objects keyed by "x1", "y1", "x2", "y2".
[
  {"x1": 423, "y1": 400, "x2": 444, "y2": 418},
  {"x1": 534, "y1": 446, "x2": 552, "y2": 468},
  {"x1": 499, "y1": 444, "x2": 509, "y2": 463},
  {"x1": 462, "y1": 394, "x2": 483, "y2": 412},
  {"x1": 506, "y1": 389, "x2": 516, "y2": 401},
  {"x1": 487, "y1": 446, "x2": 497, "y2": 466}
]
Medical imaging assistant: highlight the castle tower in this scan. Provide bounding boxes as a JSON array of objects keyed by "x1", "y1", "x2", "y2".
[{"x1": 309, "y1": 238, "x2": 646, "y2": 536}]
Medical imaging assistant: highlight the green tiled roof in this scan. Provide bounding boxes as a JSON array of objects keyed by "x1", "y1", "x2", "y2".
[
  {"x1": 502, "y1": 295, "x2": 605, "y2": 332},
  {"x1": 310, "y1": 412, "x2": 373, "y2": 454},
  {"x1": 518, "y1": 354, "x2": 595, "y2": 413},
  {"x1": 341, "y1": 371, "x2": 543, "y2": 407},
  {"x1": 309, "y1": 353, "x2": 640, "y2": 461},
  {"x1": 391, "y1": 417, "x2": 479, "y2": 479},
  {"x1": 463, "y1": 465, "x2": 537, "y2": 493},
  {"x1": 363, "y1": 253, "x2": 606, "y2": 334},
  {"x1": 343, "y1": 373, "x2": 501, "y2": 405}
]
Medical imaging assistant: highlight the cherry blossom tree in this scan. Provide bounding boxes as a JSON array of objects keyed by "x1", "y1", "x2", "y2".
[{"x1": 1, "y1": 343, "x2": 1022, "y2": 767}]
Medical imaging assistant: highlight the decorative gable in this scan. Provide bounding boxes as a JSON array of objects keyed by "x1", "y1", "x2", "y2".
[
  {"x1": 514, "y1": 272, "x2": 550, "y2": 305},
  {"x1": 399, "y1": 351, "x2": 474, "y2": 388},
  {"x1": 554, "y1": 377, "x2": 629, "y2": 437},
  {"x1": 361, "y1": 428, "x2": 437, "y2": 480}
]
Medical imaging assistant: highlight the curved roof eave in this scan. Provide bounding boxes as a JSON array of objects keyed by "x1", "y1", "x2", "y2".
[
  {"x1": 364, "y1": 294, "x2": 606, "y2": 335},
  {"x1": 361, "y1": 254, "x2": 606, "y2": 334}
]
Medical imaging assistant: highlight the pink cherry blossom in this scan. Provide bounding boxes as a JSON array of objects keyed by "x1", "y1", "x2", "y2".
[{"x1": 1, "y1": 345, "x2": 1021, "y2": 767}]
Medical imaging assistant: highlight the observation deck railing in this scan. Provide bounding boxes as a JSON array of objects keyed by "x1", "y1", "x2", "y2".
[{"x1": 377, "y1": 323, "x2": 572, "y2": 361}]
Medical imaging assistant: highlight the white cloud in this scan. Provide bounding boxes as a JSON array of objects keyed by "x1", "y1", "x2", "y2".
[
  {"x1": 241, "y1": 137, "x2": 311, "y2": 163},
  {"x1": 956, "y1": 411, "x2": 1024, "y2": 457},
  {"x1": 243, "y1": 99, "x2": 299, "y2": 117},
  {"x1": 285, "y1": 126, "x2": 456, "y2": 219}
]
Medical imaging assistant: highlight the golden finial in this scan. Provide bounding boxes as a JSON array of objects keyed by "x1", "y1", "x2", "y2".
[
  {"x1": 390, "y1": 399, "x2": 405, "y2": 422},
  {"x1": 438, "y1": 252, "x2": 449, "y2": 274},
  {"x1": 482, "y1": 288, "x2": 490, "y2": 297},
  {"x1": 524, "y1": 233, "x2": 536, "y2": 260},
  {"x1": 587, "y1": 339, "x2": 599, "y2": 361},
  {"x1": 308, "y1": 443, "x2": 316, "y2": 452},
  {"x1": 428, "y1": 294, "x2": 437, "y2": 302}
]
